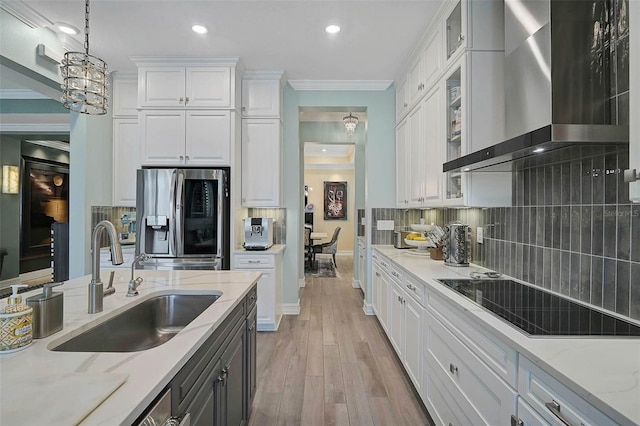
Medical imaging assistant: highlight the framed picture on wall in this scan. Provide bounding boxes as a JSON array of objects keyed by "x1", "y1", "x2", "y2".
[{"x1": 323, "y1": 181, "x2": 347, "y2": 220}]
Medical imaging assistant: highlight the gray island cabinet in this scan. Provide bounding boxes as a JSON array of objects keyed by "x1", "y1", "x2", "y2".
[{"x1": 169, "y1": 285, "x2": 257, "y2": 426}]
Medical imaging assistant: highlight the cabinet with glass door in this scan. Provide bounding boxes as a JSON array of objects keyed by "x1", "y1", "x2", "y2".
[{"x1": 445, "y1": 66, "x2": 463, "y2": 201}]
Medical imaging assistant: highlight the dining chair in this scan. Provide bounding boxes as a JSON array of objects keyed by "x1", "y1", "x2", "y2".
[
  {"x1": 312, "y1": 227, "x2": 341, "y2": 268},
  {"x1": 303, "y1": 227, "x2": 313, "y2": 270}
]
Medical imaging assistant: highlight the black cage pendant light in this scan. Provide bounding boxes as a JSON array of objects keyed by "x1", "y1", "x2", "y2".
[{"x1": 60, "y1": 0, "x2": 109, "y2": 115}]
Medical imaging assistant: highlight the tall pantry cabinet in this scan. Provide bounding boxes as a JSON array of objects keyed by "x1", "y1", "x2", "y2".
[
  {"x1": 240, "y1": 70, "x2": 284, "y2": 207},
  {"x1": 111, "y1": 72, "x2": 139, "y2": 207},
  {"x1": 395, "y1": 0, "x2": 510, "y2": 207}
]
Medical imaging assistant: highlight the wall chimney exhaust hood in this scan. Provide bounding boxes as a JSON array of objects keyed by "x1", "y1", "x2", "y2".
[{"x1": 443, "y1": 0, "x2": 629, "y2": 173}]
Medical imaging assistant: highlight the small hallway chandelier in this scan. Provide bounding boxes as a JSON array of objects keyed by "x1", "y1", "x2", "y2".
[
  {"x1": 343, "y1": 112, "x2": 359, "y2": 134},
  {"x1": 60, "y1": 0, "x2": 109, "y2": 115}
]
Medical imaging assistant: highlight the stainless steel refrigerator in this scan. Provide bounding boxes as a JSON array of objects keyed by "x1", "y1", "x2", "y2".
[{"x1": 136, "y1": 168, "x2": 230, "y2": 270}]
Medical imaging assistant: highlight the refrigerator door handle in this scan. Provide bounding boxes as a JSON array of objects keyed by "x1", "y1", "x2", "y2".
[
  {"x1": 175, "y1": 170, "x2": 185, "y2": 257},
  {"x1": 167, "y1": 169, "x2": 178, "y2": 257}
]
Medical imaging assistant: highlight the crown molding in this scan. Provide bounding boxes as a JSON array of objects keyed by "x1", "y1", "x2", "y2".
[
  {"x1": 288, "y1": 80, "x2": 393, "y2": 91},
  {"x1": 0, "y1": 114, "x2": 70, "y2": 133},
  {"x1": 0, "y1": 89, "x2": 49, "y2": 99},
  {"x1": 304, "y1": 163, "x2": 354, "y2": 171},
  {"x1": 243, "y1": 69, "x2": 286, "y2": 80},
  {"x1": 130, "y1": 56, "x2": 240, "y2": 67},
  {"x1": 0, "y1": 0, "x2": 51, "y2": 28}
]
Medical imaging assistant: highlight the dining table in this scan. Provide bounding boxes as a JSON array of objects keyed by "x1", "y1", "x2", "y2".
[{"x1": 310, "y1": 232, "x2": 328, "y2": 241}]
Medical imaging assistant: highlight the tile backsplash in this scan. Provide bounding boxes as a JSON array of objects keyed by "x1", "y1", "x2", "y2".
[{"x1": 373, "y1": 147, "x2": 640, "y2": 321}]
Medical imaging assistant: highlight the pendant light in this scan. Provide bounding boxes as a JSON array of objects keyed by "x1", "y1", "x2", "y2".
[
  {"x1": 343, "y1": 112, "x2": 359, "y2": 134},
  {"x1": 60, "y1": 0, "x2": 109, "y2": 115}
]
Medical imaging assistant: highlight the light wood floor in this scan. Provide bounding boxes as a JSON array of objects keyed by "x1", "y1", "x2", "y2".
[{"x1": 248, "y1": 255, "x2": 434, "y2": 426}]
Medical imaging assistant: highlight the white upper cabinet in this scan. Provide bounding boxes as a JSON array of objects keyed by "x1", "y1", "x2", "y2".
[
  {"x1": 140, "y1": 110, "x2": 231, "y2": 167},
  {"x1": 241, "y1": 119, "x2": 282, "y2": 207},
  {"x1": 240, "y1": 70, "x2": 284, "y2": 207},
  {"x1": 111, "y1": 73, "x2": 139, "y2": 206},
  {"x1": 396, "y1": 77, "x2": 409, "y2": 123},
  {"x1": 241, "y1": 72, "x2": 283, "y2": 117},
  {"x1": 443, "y1": 0, "x2": 504, "y2": 64},
  {"x1": 138, "y1": 66, "x2": 231, "y2": 109},
  {"x1": 112, "y1": 118, "x2": 139, "y2": 206},
  {"x1": 111, "y1": 72, "x2": 138, "y2": 117}
]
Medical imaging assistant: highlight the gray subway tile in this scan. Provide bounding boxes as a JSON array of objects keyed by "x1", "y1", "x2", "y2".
[
  {"x1": 617, "y1": 205, "x2": 631, "y2": 260},
  {"x1": 615, "y1": 261, "x2": 630, "y2": 317},
  {"x1": 603, "y1": 206, "x2": 617, "y2": 258},
  {"x1": 543, "y1": 248, "x2": 552, "y2": 289},
  {"x1": 552, "y1": 206, "x2": 561, "y2": 249},
  {"x1": 536, "y1": 207, "x2": 545, "y2": 247},
  {"x1": 544, "y1": 207, "x2": 552, "y2": 247},
  {"x1": 592, "y1": 156, "x2": 604, "y2": 205},
  {"x1": 630, "y1": 263, "x2": 640, "y2": 320},
  {"x1": 581, "y1": 158, "x2": 592, "y2": 204},
  {"x1": 570, "y1": 206, "x2": 581, "y2": 252},
  {"x1": 591, "y1": 256, "x2": 604, "y2": 307},
  {"x1": 551, "y1": 248, "x2": 561, "y2": 293},
  {"x1": 580, "y1": 206, "x2": 592, "y2": 254},
  {"x1": 560, "y1": 163, "x2": 571, "y2": 204},
  {"x1": 592, "y1": 206, "x2": 604, "y2": 256},
  {"x1": 631, "y1": 205, "x2": 640, "y2": 262},
  {"x1": 570, "y1": 160, "x2": 581, "y2": 204},
  {"x1": 570, "y1": 253, "x2": 580, "y2": 299},
  {"x1": 560, "y1": 250, "x2": 570, "y2": 296},
  {"x1": 604, "y1": 153, "x2": 618, "y2": 204},
  {"x1": 579, "y1": 254, "x2": 591, "y2": 303},
  {"x1": 552, "y1": 164, "x2": 562, "y2": 205},
  {"x1": 535, "y1": 247, "x2": 544, "y2": 287},
  {"x1": 602, "y1": 258, "x2": 617, "y2": 311},
  {"x1": 560, "y1": 206, "x2": 570, "y2": 251},
  {"x1": 537, "y1": 166, "x2": 545, "y2": 206},
  {"x1": 544, "y1": 166, "x2": 553, "y2": 205},
  {"x1": 522, "y1": 207, "x2": 530, "y2": 244}
]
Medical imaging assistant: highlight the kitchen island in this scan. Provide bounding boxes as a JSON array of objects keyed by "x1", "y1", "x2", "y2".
[{"x1": 0, "y1": 269, "x2": 260, "y2": 425}]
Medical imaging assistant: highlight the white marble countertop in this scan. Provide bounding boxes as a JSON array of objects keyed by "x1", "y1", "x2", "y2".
[
  {"x1": 373, "y1": 245, "x2": 640, "y2": 425},
  {"x1": 0, "y1": 269, "x2": 261, "y2": 426}
]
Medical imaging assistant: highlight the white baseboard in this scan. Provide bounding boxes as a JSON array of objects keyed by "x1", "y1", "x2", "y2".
[
  {"x1": 352, "y1": 278, "x2": 361, "y2": 288},
  {"x1": 299, "y1": 277, "x2": 305, "y2": 288},
  {"x1": 362, "y1": 302, "x2": 375, "y2": 315},
  {"x1": 282, "y1": 299, "x2": 300, "y2": 315}
]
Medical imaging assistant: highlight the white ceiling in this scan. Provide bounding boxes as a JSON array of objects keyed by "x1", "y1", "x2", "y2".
[
  {"x1": 305, "y1": 143, "x2": 354, "y2": 158},
  {"x1": 8, "y1": 0, "x2": 444, "y2": 81}
]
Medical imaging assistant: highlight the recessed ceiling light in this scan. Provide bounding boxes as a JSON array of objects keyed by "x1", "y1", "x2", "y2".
[
  {"x1": 192, "y1": 24, "x2": 208, "y2": 34},
  {"x1": 533, "y1": 147, "x2": 545, "y2": 153},
  {"x1": 325, "y1": 24, "x2": 341, "y2": 34},
  {"x1": 54, "y1": 22, "x2": 79, "y2": 35},
  {"x1": 321, "y1": 148, "x2": 327, "y2": 152},
  {"x1": 463, "y1": 167, "x2": 470, "y2": 172}
]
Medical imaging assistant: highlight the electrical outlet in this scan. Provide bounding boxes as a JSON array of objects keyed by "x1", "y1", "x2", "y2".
[
  {"x1": 361, "y1": 217, "x2": 366, "y2": 226},
  {"x1": 377, "y1": 220, "x2": 395, "y2": 230},
  {"x1": 477, "y1": 226, "x2": 484, "y2": 244}
]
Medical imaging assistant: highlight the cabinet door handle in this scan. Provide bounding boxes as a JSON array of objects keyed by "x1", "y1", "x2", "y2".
[
  {"x1": 249, "y1": 324, "x2": 255, "y2": 331},
  {"x1": 449, "y1": 363, "x2": 458, "y2": 374},
  {"x1": 545, "y1": 400, "x2": 574, "y2": 426},
  {"x1": 242, "y1": 106, "x2": 246, "y2": 111},
  {"x1": 179, "y1": 155, "x2": 184, "y2": 160},
  {"x1": 404, "y1": 102, "x2": 408, "y2": 107},
  {"x1": 510, "y1": 415, "x2": 524, "y2": 426},
  {"x1": 185, "y1": 156, "x2": 189, "y2": 161},
  {"x1": 179, "y1": 97, "x2": 184, "y2": 103},
  {"x1": 185, "y1": 96, "x2": 189, "y2": 104},
  {"x1": 375, "y1": 272, "x2": 381, "y2": 277}
]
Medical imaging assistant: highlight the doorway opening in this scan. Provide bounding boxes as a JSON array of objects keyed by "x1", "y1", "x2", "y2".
[{"x1": 299, "y1": 107, "x2": 366, "y2": 277}]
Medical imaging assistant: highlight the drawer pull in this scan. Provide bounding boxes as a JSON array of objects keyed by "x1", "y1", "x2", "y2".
[
  {"x1": 545, "y1": 400, "x2": 573, "y2": 426},
  {"x1": 248, "y1": 260, "x2": 261, "y2": 264},
  {"x1": 381, "y1": 261, "x2": 387, "y2": 267},
  {"x1": 376, "y1": 272, "x2": 381, "y2": 277},
  {"x1": 510, "y1": 415, "x2": 523, "y2": 426},
  {"x1": 449, "y1": 363, "x2": 458, "y2": 374}
]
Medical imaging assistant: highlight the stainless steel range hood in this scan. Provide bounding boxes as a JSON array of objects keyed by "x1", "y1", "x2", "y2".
[{"x1": 443, "y1": 0, "x2": 629, "y2": 173}]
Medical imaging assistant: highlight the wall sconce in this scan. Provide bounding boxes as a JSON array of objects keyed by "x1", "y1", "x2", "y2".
[{"x1": 2, "y1": 165, "x2": 19, "y2": 194}]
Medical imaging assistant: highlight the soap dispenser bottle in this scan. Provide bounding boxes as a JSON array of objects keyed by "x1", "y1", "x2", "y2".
[
  {"x1": 0, "y1": 285, "x2": 33, "y2": 353},
  {"x1": 26, "y1": 282, "x2": 64, "y2": 338}
]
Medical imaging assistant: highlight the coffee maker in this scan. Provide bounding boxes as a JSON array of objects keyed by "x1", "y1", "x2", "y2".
[
  {"x1": 442, "y1": 222, "x2": 471, "y2": 266},
  {"x1": 243, "y1": 218, "x2": 274, "y2": 250},
  {"x1": 119, "y1": 211, "x2": 137, "y2": 245}
]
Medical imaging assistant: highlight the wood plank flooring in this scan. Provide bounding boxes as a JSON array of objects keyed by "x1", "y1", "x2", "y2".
[{"x1": 248, "y1": 256, "x2": 434, "y2": 426}]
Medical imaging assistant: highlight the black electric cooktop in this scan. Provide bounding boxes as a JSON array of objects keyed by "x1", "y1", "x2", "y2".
[{"x1": 435, "y1": 279, "x2": 640, "y2": 337}]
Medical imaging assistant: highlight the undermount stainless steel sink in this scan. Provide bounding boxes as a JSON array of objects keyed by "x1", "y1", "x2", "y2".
[{"x1": 51, "y1": 293, "x2": 220, "y2": 352}]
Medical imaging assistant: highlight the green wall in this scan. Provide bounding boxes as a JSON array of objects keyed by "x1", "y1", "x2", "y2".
[{"x1": 282, "y1": 85, "x2": 396, "y2": 308}]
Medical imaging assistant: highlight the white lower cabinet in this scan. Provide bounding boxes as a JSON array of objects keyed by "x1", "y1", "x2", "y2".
[
  {"x1": 389, "y1": 281, "x2": 405, "y2": 356},
  {"x1": 512, "y1": 397, "x2": 551, "y2": 426},
  {"x1": 358, "y1": 241, "x2": 366, "y2": 295},
  {"x1": 517, "y1": 356, "x2": 616, "y2": 426},
  {"x1": 423, "y1": 309, "x2": 517, "y2": 425},
  {"x1": 233, "y1": 250, "x2": 283, "y2": 331},
  {"x1": 403, "y1": 290, "x2": 423, "y2": 392}
]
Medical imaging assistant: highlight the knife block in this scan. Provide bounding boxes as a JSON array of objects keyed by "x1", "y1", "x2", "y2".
[{"x1": 430, "y1": 247, "x2": 443, "y2": 260}]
